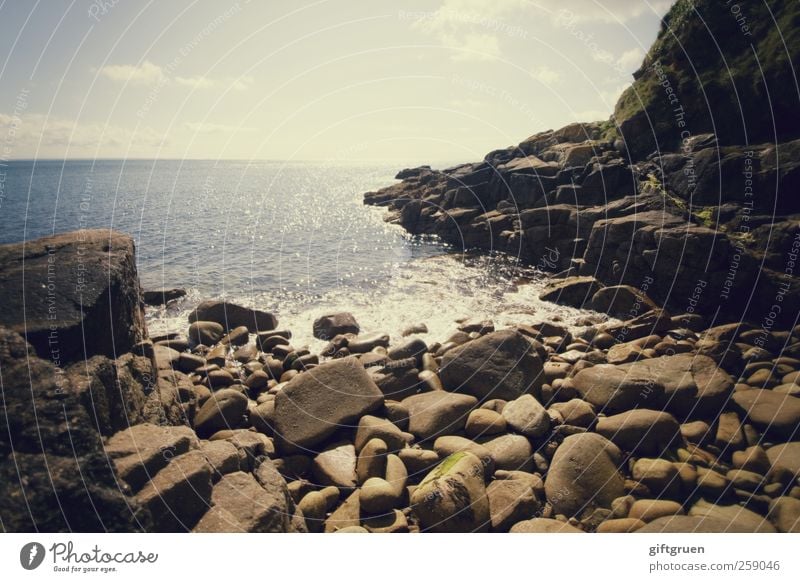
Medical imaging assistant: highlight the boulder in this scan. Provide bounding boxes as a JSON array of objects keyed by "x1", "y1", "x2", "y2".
[
  {"x1": 501, "y1": 394, "x2": 550, "y2": 438},
  {"x1": 440, "y1": 330, "x2": 544, "y2": 401},
  {"x1": 194, "y1": 389, "x2": 249, "y2": 437},
  {"x1": 105, "y1": 423, "x2": 200, "y2": 491},
  {"x1": 189, "y1": 300, "x2": 277, "y2": 333},
  {"x1": 732, "y1": 390, "x2": 800, "y2": 439},
  {"x1": 195, "y1": 466, "x2": 299, "y2": 532},
  {"x1": 273, "y1": 357, "x2": 384, "y2": 453},
  {"x1": 590, "y1": 285, "x2": 658, "y2": 318},
  {"x1": 312, "y1": 442, "x2": 357, "y2": 489},
  {"x1": 539, "y1": 276, "x2": 604, "y2": 309},
  {"x1": 487, "y1": 479, "x2": 539, "y2": 532},
  {"x1": 312, "y1": 312, "x2": 360, "y2": 339},
  {"x1": 481, "y1": 434, "x2": 534, "y2": 472},
  {"x1": 768, "y1": 497, "x2": 800, "y2": 533},
  {"x1": 0, "y1": 230, "x2": 146, "y2": 364},
  {"x1": 546, "y1": 433, "x2": 624, "y2": 517},
  {"x1": 596, "y1": 409, "x2": 681, "y2": 455},
  {"x1": 187, "y1": 321, "x2": 224, "y2": 347},
  {"x1": 766, "y1": 442, "x2": 800, "y2": 478},
  {"x1": 571, "y1": 364, "x2": 663, "y2": 413},
  {"x1": 402, "y1": 391, "x2": 478, "y2": 441},
  {"x1": 410, "y1": 452, "x2": 490, "y2": 532},
  {"x1": 135, "y1": 450, "x2": 213, "y2": 532},
  {"x1": 142, "y1": 288, "x2": 186, "y2": 306}
]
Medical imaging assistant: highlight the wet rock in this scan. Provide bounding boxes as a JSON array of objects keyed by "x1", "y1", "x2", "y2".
[
  {"x1": 143, "y1": 287, "x2": 187, "y2": 306},
  {"x1": 539, "y1": 276, "x2": 604, "y2": 309},
  {"x1": 273, "y1": 357, "x2": 384, "y2": 453},
  {"x1": 402, "y1": 323, "x2": 428, "y2": 336},
  {"x1": 189, "y1": 300, "x2": 277, "y2": 333},
  {"x1": 549, "y1": 399, "x2": 596, "y2": 428},
  {"x1": 440, "y1": 330, "x2": 544, "y2": 401},
  {"x1": 357, "y1": 438, "x2": 388, "y2": 484},
  {"x1": 590, "y1": 285, "x2": 658, "y2": 318},
  {"x1": 313, "y1": 312, "x2": 360, "y2": 339},
  {"x1": 188, "y1": 321, "x2": 225, "y2": 347},
  {"x1": 766, "y1": 442, "x2": 800, "y2": 479},
  {"x1": 628, "y1": 500, "x2": 685, "y2": 523}
]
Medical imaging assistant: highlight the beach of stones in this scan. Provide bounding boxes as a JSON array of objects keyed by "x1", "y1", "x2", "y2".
[{"x1": 123, "y1": 288, "x2": 800, "y2": 534}]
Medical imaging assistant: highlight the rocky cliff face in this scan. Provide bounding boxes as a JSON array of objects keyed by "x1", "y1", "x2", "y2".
[{"x1": 364, "y1": 0, "x2": 800, "y2": 328}]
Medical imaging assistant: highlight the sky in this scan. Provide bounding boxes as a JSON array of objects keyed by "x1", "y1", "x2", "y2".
[{"x1": 0, "y1": 0, "x2": 673, "y2": 165}]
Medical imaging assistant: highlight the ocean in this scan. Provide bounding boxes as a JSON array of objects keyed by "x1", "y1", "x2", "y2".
[{"x1": 0, "y1": 159, "x2": 588, "y2": 348}]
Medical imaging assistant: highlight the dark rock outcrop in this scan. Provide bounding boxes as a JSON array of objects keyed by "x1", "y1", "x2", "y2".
[{"x1": 0, "y1": 229, "x2": 147, "y2": 365}]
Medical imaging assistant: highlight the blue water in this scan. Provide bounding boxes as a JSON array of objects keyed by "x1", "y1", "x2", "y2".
[{"x1": 0, "y1": 160, "x2": 578, "y2": 347}]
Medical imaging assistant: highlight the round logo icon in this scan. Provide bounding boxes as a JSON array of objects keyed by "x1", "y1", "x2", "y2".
[{"x1": 20, "y1": 542, "x2": 46, "y2": 570}]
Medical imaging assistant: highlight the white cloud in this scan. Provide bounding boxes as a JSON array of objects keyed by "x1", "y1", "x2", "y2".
[
  {"x1": 230, "y1": 76, "x2": 254, "y2": 91},
  {"x1": 0, "y1": 112, "x2": 166, "y2": 155},
  {"x1": 531, "y1": 65, "x2": 561, "y2": 86},
  {"x1": 616, "y1": 47, "x2": 645, "y2": 70},
  {"x1": 174, "y1": 75, "x2": 216, "y2": 89},
  {"x1": 98, "y1": 63, "x2": 253, "y2": 92},
  {"x1": 411, "y1": 0, "x2": 527, "y2": 62},
  {"x1": 97, "y1": 61, "x2": 166, "y2": 85},
  {"x1": 549, "y1": 0, "x2": 674, "y2": 24},
  {"x1": 184, "y1": 122, "x2": 255, "y2": 134}
]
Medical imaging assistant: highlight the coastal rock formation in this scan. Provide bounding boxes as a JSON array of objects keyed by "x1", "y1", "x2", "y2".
[{"x1": 0, "y1": 229, "x2": 146, "y2": 364}]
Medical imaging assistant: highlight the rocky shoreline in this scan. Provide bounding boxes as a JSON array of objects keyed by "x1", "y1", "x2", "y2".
[
  {"x1": 0, "y1": 227, "x2": 799, "y2": 533},
  {"x1": 2, "y1": 0, "x2": 799, "y2": 534}
]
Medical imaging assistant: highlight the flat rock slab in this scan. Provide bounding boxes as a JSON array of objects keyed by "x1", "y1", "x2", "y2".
[
  {"x1": 0, "y1": 229, "x2": 146, "y2": 364},
  {"x1": 273, "y1": 357, "x2": 384, "y2": 453}
]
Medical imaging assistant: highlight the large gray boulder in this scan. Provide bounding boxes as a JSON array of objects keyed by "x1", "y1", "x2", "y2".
[
  {"x1": 0, "y1": 229, "x2": 146, "y2": 364},
  {"x1": 273, "y1": 357, "x2": 384, "y2": 453},
  {"x1": 440, "y1": 330, "x2": 544, "y2": 401}
]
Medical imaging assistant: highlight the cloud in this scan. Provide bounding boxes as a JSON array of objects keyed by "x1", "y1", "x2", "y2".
[
  {"x1": 548, "y1": 0, "x2": 674, "y2": 24},
  {"x1": 0, "y1": 112, "x2": 167, "y2": 155},
  {"x1": 531, "y1": 65, "x2": 561, "y2": 86},
  {"x1": 98, "y1": 63, "x2": 253, "y2": 92},
  {"x1": 184, "y1": 122, "x2": 255, "y2": 134},
  {"x1": 616, "y1": 47, "x2": 645, "y2": 70},
  {"x1": 97, "y1": 61, "x2": 166, "y2": 85},
  {"x1": 174, "y1": 75, "x2": 216, "y2": 89},
  {"x1": 410, "y1": 0, "x2": 528, "y2": 62}
]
